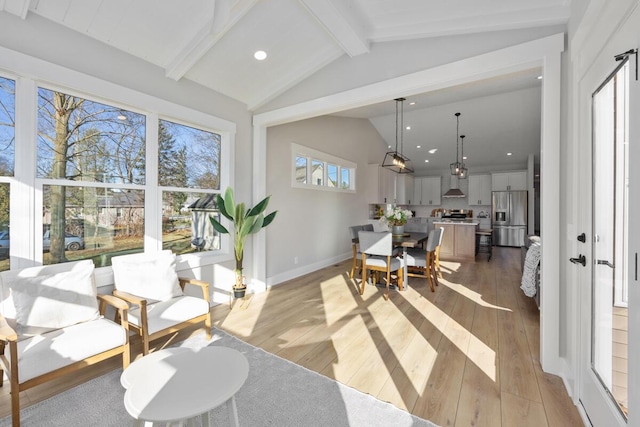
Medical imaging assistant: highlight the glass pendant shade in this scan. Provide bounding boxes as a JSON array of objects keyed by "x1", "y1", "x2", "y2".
[{"x1": 458, "y1": 134, "x2": 468, "y2": 179}]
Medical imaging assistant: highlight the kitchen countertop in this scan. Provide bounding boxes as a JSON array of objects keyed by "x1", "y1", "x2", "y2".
[{"x1": 433, "y1": 220, "x2": 479, "y2": 225}]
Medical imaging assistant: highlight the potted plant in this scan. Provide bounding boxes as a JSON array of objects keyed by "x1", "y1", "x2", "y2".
[
  {"x1": 210, "y1": 187, "x2": 277, "y2": 298},
  {"x1": 380, "y1": 206, "x2": 413, "y2": 235}
]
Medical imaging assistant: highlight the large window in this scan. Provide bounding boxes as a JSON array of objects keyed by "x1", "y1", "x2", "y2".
[
  {"x1": 0, "y1": 60, "x2": 233, "y2": 270},
  {"x1": 158, "y1": 120, "x2": 222, "y2": 254},
  {"x1": 0, "y1": 77, "x2": 14, "y2": 271}
]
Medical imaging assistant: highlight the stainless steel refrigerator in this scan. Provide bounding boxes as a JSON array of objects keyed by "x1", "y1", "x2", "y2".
[{"x1": 492, "y1": 191, "x2": 528, "y2": 247}]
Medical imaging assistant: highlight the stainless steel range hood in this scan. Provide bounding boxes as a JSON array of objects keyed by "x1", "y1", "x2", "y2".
[{"x1": 443, "y1": 175, "x2": 465, "y2": 198}]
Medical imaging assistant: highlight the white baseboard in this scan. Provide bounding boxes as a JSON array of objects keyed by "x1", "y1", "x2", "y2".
[{"x1": 266, "y1": 252, "x2": 351, "y2": 287}]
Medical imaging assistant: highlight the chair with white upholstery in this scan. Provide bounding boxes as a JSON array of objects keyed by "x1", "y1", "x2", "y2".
[
  {"x1": 111, "y1": 250, "x2": 211, "y2": 355},
  {"x1": 358, "y1": 231, "x2": 403, "y2": 301},
  {"x1": 405, "y1": 227, "x2": 442, "y2": 292},
  {"x1": 0, "y1": 260, "x2": 130, "y2": 427}
]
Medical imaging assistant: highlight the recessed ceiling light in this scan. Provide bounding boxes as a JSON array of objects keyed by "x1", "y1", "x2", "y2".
[
  {"x1": 424, "y1": 159, "x2": 429, "y2": 163},
  {"x1": 406, "y1": 126, "x2": 411, "y2": 130},
  {"x1": 537, "y1": 75, "x2": 543, "y2": 80},
  {"x1": 254, "y1": 50, "x2": 267, "y2": 60},
  {"x1": 507, "y1": 152, "x2": 513, "y2": 156},
  {"x1": 409, "y1": 101, "x2": 416, "y2": 106},
  {"x1": 428, "y1": 148, "x2": 437, "y2": 154},
  {"x1": 388, "y1": 145, "x2": 391, "y2": 149},
  {"x1": 463, "y1": 156, "x2": 467, "y2": 160},
  {"x1": 416, "y1": 145, "x2": 421, "y2": 149}
]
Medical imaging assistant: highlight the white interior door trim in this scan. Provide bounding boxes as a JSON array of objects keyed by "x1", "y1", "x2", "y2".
[{"x1": 253, "y1": 32, "x2": 565, "y2": 375}]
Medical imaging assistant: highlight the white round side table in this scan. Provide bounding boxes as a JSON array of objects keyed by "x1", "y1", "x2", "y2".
[{"x1": 121, "y1": 346, "x2": 249, "y2": 427}]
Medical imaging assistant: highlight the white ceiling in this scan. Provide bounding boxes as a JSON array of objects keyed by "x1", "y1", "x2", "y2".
[{"x1": 2, "y1": 0, "x2": 569, "y2": 174}]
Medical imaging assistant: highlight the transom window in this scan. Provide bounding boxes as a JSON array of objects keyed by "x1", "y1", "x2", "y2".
[{"x1": 291, "y1": 143, "x2": 355, "y2": 192}]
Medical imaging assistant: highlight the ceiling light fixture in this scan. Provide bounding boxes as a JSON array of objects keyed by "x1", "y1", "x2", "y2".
[
  {"x1": 428, "y1": 148, "x2": 437, "y2": 154},
  {"x1": 416, "y1": 145, "x2": 421, "y2": 148},
  {"x1": 382, "y1": 98, "x2": 414, "y2": 174},
  {"x1": 449, "y1": 112, "x2": 463, "y2": 175},
  {"x1": 254, "y1": 50, "x2": 267, "y2": 60},
  {"x1": 458, "y1": 134, "x2": 468, "y2": 179}
]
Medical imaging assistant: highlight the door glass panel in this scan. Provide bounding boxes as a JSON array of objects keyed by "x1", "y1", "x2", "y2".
[{"x1": 592, "y1": 61, "x2": 629, "y2": 419}]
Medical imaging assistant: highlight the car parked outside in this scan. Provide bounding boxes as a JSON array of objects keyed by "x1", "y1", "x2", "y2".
[{"x1": 0, "y1": 230, "x2": 85, "y2": 258}]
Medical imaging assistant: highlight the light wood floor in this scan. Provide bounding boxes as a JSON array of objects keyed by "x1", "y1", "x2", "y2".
[{"x1": 0, "y1": 247, "x2": 583, "y2": 426}]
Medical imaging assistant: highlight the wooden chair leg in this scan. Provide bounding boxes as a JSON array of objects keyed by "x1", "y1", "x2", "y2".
[
  {"x1": 384, "y1": 269, "x2": 391, "y2": 300},
  {"x1": 426, "y1": 252, "x2": 435, "y2": 292},
  {"x1": 360, "y1": 257, "x2": 367, "y2": 295},
  {"x1": 435, "y1": 247, "x2": 443, "y2": 278}
]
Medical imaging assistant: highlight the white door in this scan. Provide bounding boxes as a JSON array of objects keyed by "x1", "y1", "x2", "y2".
[{"x1": 577, "y1": 6, "x2": 639, "y2": 425}]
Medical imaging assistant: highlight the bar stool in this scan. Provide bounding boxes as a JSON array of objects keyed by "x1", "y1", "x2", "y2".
[{"x1": 475, "y1": 228, "x2": 493, "y2": 261}]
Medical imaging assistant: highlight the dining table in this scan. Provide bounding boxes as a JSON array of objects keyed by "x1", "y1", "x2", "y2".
[{"x1": 353, "y1": 231, "x2": 429, "y2": 291}]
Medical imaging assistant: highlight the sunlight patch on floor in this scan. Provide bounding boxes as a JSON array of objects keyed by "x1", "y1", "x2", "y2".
[
  {"x1": 440, "y1": 279, "x2": 512, "y2": 311},
  {"x1": 405, "y1": 292, "x2": 497, "y2": 382}
]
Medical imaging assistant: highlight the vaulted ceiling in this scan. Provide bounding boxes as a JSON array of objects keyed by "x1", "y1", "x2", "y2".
[{"x1": 1, "y1": 0, "x2": 570, "y2": 173}]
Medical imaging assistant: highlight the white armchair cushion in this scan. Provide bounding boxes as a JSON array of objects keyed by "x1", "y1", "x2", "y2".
[
  {"x1": 112, "y1": 250, "x2": 183, "y2": 302},
  {"x1": 8, "y1": 259, "x2": 99, "y2": 329},
  {"x1": 8, "y1": 317, "x2": 126, "y2": 382},
  {"x1": 128, "y1": 295, "x2": 209, "y2": 335}
]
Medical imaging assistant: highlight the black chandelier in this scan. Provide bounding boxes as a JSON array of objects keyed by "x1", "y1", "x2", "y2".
[
  {"x1": 458, "y1": 134, "x2": 468, "y2": 179},
  {"x1": 449, "y1": 112, "x2": 463, "y2": 176},
  {"x1": 382, "y1": 98, "x2": 414, "y2": 174}
]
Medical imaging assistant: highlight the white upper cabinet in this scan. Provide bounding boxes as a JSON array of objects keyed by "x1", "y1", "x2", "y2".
[
  {"x1": 367, "y1": 164, "x2": 396, "y2": 203},
  {"x1": 420, "y1": 176, "x2": 441, "y2": 205},
  {"x1": 491, "y1": 171, "x2": 527, "y2": 191},
  {"x1": 468, "y1": 174, "x2": 492, "y2": 205},
  {"x1": 413, "y1": 178, "x2": 422, "y2": 205},
  {"x1": 396, "y1": 174, "x2": 415, "y2": 205}
]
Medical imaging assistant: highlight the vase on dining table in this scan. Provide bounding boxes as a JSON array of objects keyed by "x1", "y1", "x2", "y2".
[{"x1": 392, "y1": 225, "x2": 405, "y2": 236}]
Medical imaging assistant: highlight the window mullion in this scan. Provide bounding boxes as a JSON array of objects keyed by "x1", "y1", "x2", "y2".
[
  {"x1": 13, "y1": 77, "x2": 38, "y2": 268},
  {"x1": 146, "y1": 112, "x2": 160, "y2": 251}
]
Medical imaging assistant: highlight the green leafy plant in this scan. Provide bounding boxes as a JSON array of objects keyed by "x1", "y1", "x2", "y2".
[{"x1": 210, "y1": 187, "x2": 277, "y2": 289}]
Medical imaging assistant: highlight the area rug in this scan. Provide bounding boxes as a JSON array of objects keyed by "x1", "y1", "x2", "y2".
[{"x1": 0, "y1": 328, "x2": 439, "y2": 426}]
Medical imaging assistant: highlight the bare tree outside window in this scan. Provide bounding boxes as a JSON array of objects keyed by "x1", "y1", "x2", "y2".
[{"x1": 37, "y1": 88, "x2": 146, "y2": 264}]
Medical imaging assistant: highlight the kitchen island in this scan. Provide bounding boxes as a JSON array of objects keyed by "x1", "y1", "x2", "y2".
[{"x1": 433, "y1": 221, "x2": 478, "y2": 262}]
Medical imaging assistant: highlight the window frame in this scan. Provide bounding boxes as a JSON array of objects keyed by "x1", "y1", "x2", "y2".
[
  {"x1": 0, "y1": 46, "x2": 236, "y2": 276},
  {"x1": 290, "y1": 143, "x2": 356, "y2": 192}
]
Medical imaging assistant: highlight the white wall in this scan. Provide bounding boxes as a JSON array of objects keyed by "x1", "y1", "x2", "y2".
[{"x1": 264, "y1": 115, "x2": 387, "y2": 283}]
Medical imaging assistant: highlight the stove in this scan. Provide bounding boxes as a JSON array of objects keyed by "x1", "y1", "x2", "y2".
[{"x1": 442, "y1": 209, "x2": 469, "y2": 219}]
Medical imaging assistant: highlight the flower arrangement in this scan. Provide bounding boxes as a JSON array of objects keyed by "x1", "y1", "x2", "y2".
[{"x1": 381, "y1": 206, "x2": 413, "y2": 226}]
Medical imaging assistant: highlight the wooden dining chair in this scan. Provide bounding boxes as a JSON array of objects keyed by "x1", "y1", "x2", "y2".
[
  {"x1": 435, "y1": 226, "x2": 445, "y2": 278},
  {"x1": 404, "y1": 227, "x2": 442, "y2": 292},
  {"x1": 358, "y1": 231, "x2": 403, "y2": 300},
  {"x1": 348, "y1": 225, "x2": 365, "y2": 279}
]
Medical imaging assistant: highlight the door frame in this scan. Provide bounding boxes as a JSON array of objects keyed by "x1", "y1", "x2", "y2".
[
  {"x1": 253, "y1": 33, "x2": 565, "y2": 374},
  {"x1": 571, "y1": 0, "x2": 639, "y2": 424}
]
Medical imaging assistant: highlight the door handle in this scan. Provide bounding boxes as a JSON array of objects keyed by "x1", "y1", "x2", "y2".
[
  {"x1": 570, "y1": 255, "x2": 586, "y2": 266},
  {"x1": 596, "y1": 259, "x2": 614, "y2": 268}
]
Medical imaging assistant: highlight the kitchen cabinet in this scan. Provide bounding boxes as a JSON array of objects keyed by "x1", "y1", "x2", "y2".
[
  {"x1": 413, "y1": 176, "x2": 441, "y2": 205},
  {"x1": 435, "y1": 222, "x2": 477, "y2": 262},
  {"x1": 468, "y1": 174, "x2": 492, "y2": 205},
  {"x1": 491, "y1": 171, "x2": 527, "y2": 191},
  {"x1": 396, "y1": 174, "x2": 415, "y2": 204},
  {"x1": 366, "y1": 164, "x2": 396, "y2": 204}
]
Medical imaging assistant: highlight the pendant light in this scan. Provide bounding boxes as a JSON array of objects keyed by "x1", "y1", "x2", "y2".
[
  {"x1": 449, "y1": 112, "x2": 463, "y2": 175},
  {"x1": 458, "y1": 134, "x2": 468, "y2": 179},
  {"x1": 382, "y1": 98, "x2": 414, "y2": 174}
]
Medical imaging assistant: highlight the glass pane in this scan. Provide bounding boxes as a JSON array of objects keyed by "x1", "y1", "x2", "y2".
[
  {"x1": 312, "y1": 159, "x2": 323, "y2": 186},
  {"x1": 327, "y1": 164, "x2": 337, "y2": 187},
  {"x1": 0, "y1": 183, "x2": 8, "y2": 271},
  {"x1": 341, "y1": 167, "x2": 350, "y2": 189},
  {"x1": 0, "y1": 77, "x2": 15, "y2": 176},
  {"x1": 162, "y1": 191, "x2": 221, "y2": 254},
  {"x1": 37, "y1": 88, "x2": 146, "y2": 184},
  {"x1": 158, "y1": 120, "x2": 221, "y2": 190},
  {"x1": 43, "y1": 185, "x2": 144, "y2": 267},
  {"x1": 591, "y1": 62, "x2": 628, "y2": 419},
  {"x1": 295, "y1": 156, "x2": 307, "y2": 184}
]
